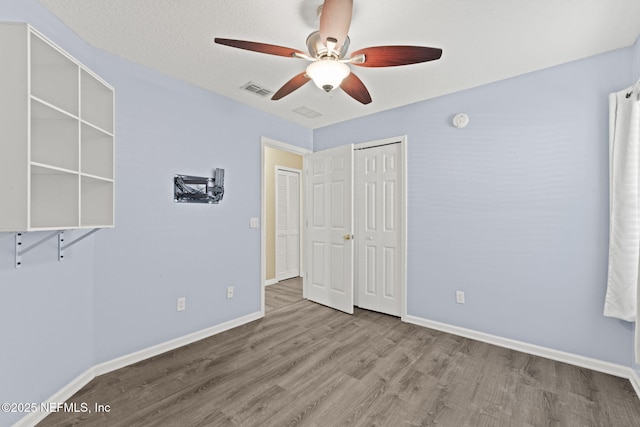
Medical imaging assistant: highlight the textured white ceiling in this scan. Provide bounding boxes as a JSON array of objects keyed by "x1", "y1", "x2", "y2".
[{"x1": 39, "y1": 0, "x2": 640, "y2": 129}]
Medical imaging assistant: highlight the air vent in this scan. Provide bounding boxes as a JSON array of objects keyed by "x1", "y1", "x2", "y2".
[
  {"x1": 241, "y1": 82, "x2": 272, "y2": 97},
  {"x1": 293, "y1": 105, "x2": 322, "y2": 119}
]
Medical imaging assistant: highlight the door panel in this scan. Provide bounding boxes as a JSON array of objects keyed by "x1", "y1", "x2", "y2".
[
  {"x1": 275, "y1": 168, "x2": 300, "y2": 281},
  {"x1": 305, "y1": 145, "x2": 354, "y2": 314},
  {"x1": 356, "y1": 143, "x2": 402, "y2": 316}
]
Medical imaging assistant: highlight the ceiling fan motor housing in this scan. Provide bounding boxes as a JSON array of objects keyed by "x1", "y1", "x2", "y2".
[{"x1": 306, "y1": 31, "x2": 350, "y2": 59}]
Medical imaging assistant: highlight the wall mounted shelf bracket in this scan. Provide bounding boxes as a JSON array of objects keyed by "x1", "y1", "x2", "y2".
[
  {"x1": 58, "y1": 229, "x2": 100, "y2": 262},
  {"x1": 15, "y1": 231, "x2": 59, "y2": 269},
  {"x1": 15, "y1": 228, "x2": 100, "y2": 268}
]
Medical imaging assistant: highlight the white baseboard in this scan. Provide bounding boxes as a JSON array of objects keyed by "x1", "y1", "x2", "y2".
[
  {"x1": 12, "y1": 368, "x2": 96, "y2": 427},
  {"x1": 404, "y1": 315, "x2": 635, "y2": 383},
  {"x1": 15, "y1": 311, "x2": 263, "y2": 427},
  {"x1": 94, "y1": 311, "x2": 262, "y2": 376},
  {"x1": 629, "y1": 369, "x2": 640, "y2": 397},
  {"x1": 265, "y1": 278, "x2": 278, "y2": 286}
]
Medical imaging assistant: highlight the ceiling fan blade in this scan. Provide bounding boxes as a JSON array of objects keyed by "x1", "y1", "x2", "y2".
[
  {"x1": 341, "y1": 72, "x2": 372, "y2": 105},
  {"x1": 351, "y1": 46, "x2": 443, "y2": 67},
  {"x1": 319, "y1": 0, "x2": 353, "y2": 51},
  {"x1": 271, "y1": 72, "x2": 311, "y2": 100},
  {"x1": 214, "y1": 38, "x2": 304, "y2": 58}
]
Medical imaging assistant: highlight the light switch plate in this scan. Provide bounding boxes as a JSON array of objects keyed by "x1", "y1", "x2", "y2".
[{"x1": 250, "y1": 217, "x2": 259, "y2": 228}]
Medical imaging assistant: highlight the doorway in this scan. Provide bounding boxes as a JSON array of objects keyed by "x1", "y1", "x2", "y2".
[{"x1": 260, "y1": 137, "x2": 311, "y2": 315}]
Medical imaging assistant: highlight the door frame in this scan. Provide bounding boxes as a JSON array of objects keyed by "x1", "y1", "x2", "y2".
[
  {"x1": 260, "y1": 135, "x2": 406, "y2": 320},
  {"x1": 274, "y1": 165, "x2": 302, "y2": 282},
  {"x1": 353, "y1": 135, "x2": 407, "y2": 319},
  {"x1": 261, "y1": 137, "x2": 311, "y2": 316}
]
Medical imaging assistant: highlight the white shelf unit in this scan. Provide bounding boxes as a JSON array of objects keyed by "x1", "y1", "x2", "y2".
[{"x1": 0, "y1": 22, "x2": 114, "y2": 232}]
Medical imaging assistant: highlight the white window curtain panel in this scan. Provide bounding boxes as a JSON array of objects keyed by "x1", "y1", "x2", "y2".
[{"x1": 605, "y1": 80, "x2": 640, "y2": 361}]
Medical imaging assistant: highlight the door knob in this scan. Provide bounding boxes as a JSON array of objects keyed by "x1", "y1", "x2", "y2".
[{"x1": 343, "y1": 234, "x2": 352, "y2": 241}]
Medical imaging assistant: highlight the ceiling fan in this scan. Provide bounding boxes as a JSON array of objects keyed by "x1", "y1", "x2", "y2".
[{"x1": 214, "y1": 0, "x2": 442, "y2": 105}]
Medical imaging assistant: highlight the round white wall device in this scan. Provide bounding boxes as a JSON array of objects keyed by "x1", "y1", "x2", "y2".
[{"x1": 453, "y1": 113, "x2": 469, "y2": 128}]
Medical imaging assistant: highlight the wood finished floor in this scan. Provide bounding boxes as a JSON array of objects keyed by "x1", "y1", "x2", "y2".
[{"x1": 39, "y1": 277, "x2": 640, "y2": 426}]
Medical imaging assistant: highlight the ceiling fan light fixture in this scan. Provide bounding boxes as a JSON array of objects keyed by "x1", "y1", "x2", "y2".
[{"x1": 306, "y1": 59, "x2": 350, "y2": 92}]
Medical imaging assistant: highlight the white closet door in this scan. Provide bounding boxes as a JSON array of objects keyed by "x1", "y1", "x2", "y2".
[
  {"x1": 276, "y1": 168, "x2": 300, "y2": 281},
  {"x1": 305, "y1": 144, "x2": 354, "y2": 314},
  {"x1": 355, "y1": 143, "x2": 402, "y2": 316}
]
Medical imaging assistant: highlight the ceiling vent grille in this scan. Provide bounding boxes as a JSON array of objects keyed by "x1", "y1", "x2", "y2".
[
  {"x1": 241, "y1": 82, "x2": 272, "y2": 97},
  {"x1": 293, "y1": 105, "x2": 322, "y2": 119}
]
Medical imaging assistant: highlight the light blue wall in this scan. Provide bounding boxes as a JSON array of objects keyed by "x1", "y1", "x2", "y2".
[
  {"x1": 90, "y1": 52, "x2": 311, "y2": 363},
  {"x1": 0, "y1": 233, "x2": 94, "y2": 427},
  {"x1": 314, "y1": 46, "x2": 636, "y2": 366},
  {"x1": 0, "y1": 1, "x2": 311, "y2": 425}
]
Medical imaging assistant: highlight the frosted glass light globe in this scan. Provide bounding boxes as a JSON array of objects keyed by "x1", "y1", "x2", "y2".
[{"x1": 306, "y1": 59, "x2": 350, "y2": 92}]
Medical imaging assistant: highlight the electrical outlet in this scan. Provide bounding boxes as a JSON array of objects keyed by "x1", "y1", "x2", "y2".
[
  {"x1": 177, "y1": 297, "x2": 186, "y2": 311},
  {"x1": 456, "y1": 291, "x2": 465, "y2": 304},
  {"x1": 227, "y1": 286, "x2": 234, "y2": 299}
]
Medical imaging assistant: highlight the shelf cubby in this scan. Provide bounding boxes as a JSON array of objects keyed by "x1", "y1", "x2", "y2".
[
  {"x1": 81, "y1": 176, "x2": 113, "y2": 227},
  {"x1": 30, "y1": 32, "x2": 79, "y2": 116},
  {"x1": 30, "y1": 165, "x2": 79, "y2": 229},
  {"x1": 81, "y1": 69, "x2": 113, "y2": 133},
  {"x1": 30, "y1": 99, "x2": 79, "y2": 172},
  {"x1": 81, "y1": 123, "x2": 113, "y2": 180}
]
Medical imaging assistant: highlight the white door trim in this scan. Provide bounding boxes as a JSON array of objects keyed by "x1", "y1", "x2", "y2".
[
  {"x1": 261, "y1": 137, "x2": 311, "y2": 316},
  {"x1": 354, "y1": 135, "x2": 407, "y2": 319}
]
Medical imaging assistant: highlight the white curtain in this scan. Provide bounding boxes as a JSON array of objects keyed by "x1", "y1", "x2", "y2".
[{"x1": 605, "y1": 82, "x2": 640, "y2": 361}]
